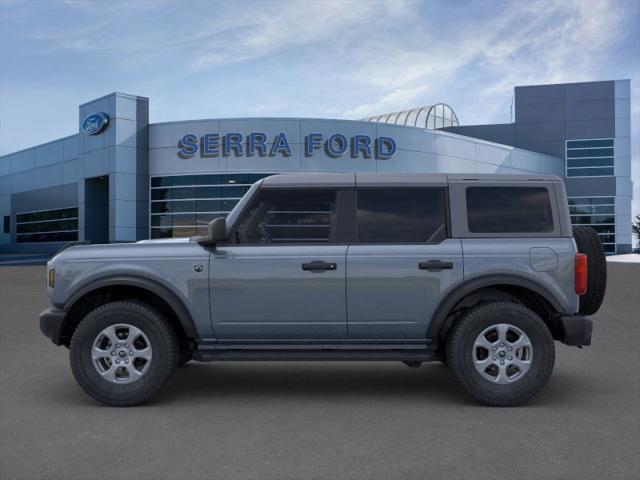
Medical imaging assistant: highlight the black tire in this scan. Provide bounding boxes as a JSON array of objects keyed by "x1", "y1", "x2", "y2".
[
  {"x1": 573, "y1": 226, "x2": 607, "y2": 316},
  {"x1": 446, "y1": 302, "x2": 555, "y2": 407},
  {"x1": 70, "y1": 301, "x2": 179, "y2": 407}
]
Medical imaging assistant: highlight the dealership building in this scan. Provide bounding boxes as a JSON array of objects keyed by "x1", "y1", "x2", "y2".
[{"x1": 0, "y1": 79, "x2": 633, "y2": 254}]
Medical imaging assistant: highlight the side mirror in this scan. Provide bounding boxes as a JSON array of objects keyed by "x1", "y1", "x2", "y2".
[{"x1": 208, "y1": 217, "x2": 227, "y2": 244}]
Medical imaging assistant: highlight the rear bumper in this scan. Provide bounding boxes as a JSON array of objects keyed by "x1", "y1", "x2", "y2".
[
  {"x1": 558, "y1": 314, "x2": 593, "y2": 346},
  {"x1": 39, "y1": 307, "x2": 67, "y2": 346}
]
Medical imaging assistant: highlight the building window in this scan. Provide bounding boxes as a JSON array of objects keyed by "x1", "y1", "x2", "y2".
[
  {"x1": 15, "y1": 207, "x2": 78, "y2": 243},
  {"x1": 566, "y1": 139, "x2": 614, "y2": 177},
  {"x1": 568, "y1": 197, "x2": 616, "y2": 253},
  {"x1": 3, "y1": 215, "x2": 9, "y2": 234},
  {"x1": 466, "y1": 187, "x2": 554, "y2": 233},
  {"x1": 149, "y1": 174, "x2": 273, "y2": 239},
  {"x1": 356, "y1": 189, "x2": 447, "y2": 243}
]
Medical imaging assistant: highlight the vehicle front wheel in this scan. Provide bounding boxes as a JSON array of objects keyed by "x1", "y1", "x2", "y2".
[
  {"x1": 446, "y1": 302, "x2": 555, "y2": 407},
  {"x1": 69, "y1": 301, "x2": 179, "y2": 407}
]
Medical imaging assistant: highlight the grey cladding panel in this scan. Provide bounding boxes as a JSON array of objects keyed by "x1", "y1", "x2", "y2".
[
  {"x1": 517, "y1": 102, "x2": 566, "y2": 123},
  {"x1": 515, "y1": 84, "x2": 565, "y2": 105},
  {"x1": 515, "y1": 121, "x2": 566, "y2": 142},
  {"x1": 565, "y1": 100, "x2": 614, "y2": 121},
  {"x1": 11, "y1": 183, "x2": 78, "y2": 213},
  {"x1": 565, "y1": 119, "x2": 615, "y2": 139},
  {"x1": 564, "y1": 81, "x2": 614, "y2": 102},
  {"x1": 515, "y1": 140, "x2": 565, "y2": 158},
  {"x1": 441, "y1": 124, "x2": 515, "y2": 146}
]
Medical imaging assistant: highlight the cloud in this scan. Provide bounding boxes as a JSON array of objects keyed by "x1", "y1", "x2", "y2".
[
  {"x1": 188, "y1": 1, "x2": 413, "y2": 71},
  {"x1": 343, "y1": 85, "x2": 430, "y2": 119},
  {"x1": 340, "y1": 0, "x2": 629, "y2": 119}
]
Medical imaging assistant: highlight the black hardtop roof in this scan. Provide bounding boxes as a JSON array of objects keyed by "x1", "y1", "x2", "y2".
[{"x1": 259, "y1": 172, "x2": 561, "y2": 188}]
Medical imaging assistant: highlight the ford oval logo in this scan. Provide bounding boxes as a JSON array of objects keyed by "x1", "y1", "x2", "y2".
[{"x1": 82, "y1": 112, "x2": 109, "y2": 135}]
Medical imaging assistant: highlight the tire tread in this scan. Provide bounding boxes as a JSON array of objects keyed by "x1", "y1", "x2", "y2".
[{"x1": 69, "y1": 300, "x2": 178, "y2": 407}]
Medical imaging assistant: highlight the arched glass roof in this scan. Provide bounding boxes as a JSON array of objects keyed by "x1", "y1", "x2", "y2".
[{"x1": 363, "y1": 103, "x2": 459, "y2": 130}]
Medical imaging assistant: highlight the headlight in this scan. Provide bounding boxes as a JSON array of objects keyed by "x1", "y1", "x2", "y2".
[{"x1": 48, "y1": 269, "x2": 55, "y2": 288}]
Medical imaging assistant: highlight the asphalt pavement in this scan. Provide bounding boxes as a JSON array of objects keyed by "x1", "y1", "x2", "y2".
[{"x1": 1, "y1": 263, "x2": 638, "y2": 480}]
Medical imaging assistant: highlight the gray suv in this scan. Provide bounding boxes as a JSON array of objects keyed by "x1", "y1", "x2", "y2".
[{"x1": 39, "y1": 173, "x2": 606, "y2": 407}]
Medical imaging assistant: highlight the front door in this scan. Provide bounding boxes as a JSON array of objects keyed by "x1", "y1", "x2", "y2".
[{"x1": 210, "y1": 188, "x2": 347, "y2": 339}]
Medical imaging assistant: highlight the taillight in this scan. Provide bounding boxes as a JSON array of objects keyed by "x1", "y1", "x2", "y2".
[{"x1": 575, "y1": 253, "x2": 588, "y2": 295}]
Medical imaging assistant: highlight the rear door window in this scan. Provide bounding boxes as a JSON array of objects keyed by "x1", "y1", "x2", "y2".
[
  {"x1": 356, "y1": 188, "x2": 447, "y2": 243},
  {"x1": 466, "y1": 187, "x2": 554, "y2": 233}
]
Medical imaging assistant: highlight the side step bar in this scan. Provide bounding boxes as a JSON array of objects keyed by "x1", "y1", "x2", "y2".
[{"x1": 193, "y1": 349, "x2": 437, "y2": 362}]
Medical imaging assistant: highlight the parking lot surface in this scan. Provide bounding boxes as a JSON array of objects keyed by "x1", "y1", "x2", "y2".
[{"x1": 1, "y1": 263, "x2": 638, "y2": 480}]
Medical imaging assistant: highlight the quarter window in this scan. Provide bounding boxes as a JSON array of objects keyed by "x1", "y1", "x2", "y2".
[
  {"x1": 466, "y1": 187, "x2": 554, "y2": 234},
  {"x1": 566, "y1": 139, "x2": 614, "y2": 177},
  {"x1": 236, "y1": 190, "x2": 337, "y2": 244},
  {"x1": 356, "y1": 188, "x2": 447, "y2": 243}
]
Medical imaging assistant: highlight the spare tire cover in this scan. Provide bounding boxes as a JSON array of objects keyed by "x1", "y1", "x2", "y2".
[{"x1": 573, "y1": 226, "x2": 607, "y2": 316}]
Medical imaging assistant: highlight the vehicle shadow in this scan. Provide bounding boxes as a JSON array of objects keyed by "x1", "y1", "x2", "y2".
[{"x1": 158, "y1": 362, "x2": 473, "y2": 406}]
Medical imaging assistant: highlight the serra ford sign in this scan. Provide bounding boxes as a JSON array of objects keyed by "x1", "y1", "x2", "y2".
[{"x1": 177, "y1": 132, "x2": 397, "y2": 159}]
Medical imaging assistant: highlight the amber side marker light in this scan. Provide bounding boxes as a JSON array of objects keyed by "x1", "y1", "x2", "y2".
[
  {"x1": 575, "y1": 253, "x2": 588, "y2": 295},
  {"x1": 48, "y1": 269, "x2": 55, "y2": 288}
]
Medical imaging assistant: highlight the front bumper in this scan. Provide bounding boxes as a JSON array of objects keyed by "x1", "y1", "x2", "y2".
[
  {"x1": 39, "y1": 308, "x2": 67, "y2": 346},
  {"x1": 558, "y1": 314, "x2": 593, "y2": 346}
]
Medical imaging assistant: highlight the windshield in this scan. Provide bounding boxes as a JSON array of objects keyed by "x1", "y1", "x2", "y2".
[{"x1": 225, "y1": 181, "x2": 261, "y2": 230}]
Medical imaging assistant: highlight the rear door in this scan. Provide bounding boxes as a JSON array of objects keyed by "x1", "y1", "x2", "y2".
[
  {"x1": 346, "y1": 187, "x2": 463, "y2": 339},
  {"x1": 210, "y1": 188, "x2": 348, "y2": 339}
]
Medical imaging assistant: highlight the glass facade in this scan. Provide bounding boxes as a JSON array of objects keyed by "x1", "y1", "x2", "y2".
[
  {"x1": 150, "y1": 173, "x2": 273, "y2": 238},
  {"x1": 568, "y1": 196, "x2": 616, "y2": 253},
  {"x1": 566, "y1": 139, "x2": 614, "y2": 177},
  {"x1": 15, "y1": 207, "x2": 79, "y2": 243}
]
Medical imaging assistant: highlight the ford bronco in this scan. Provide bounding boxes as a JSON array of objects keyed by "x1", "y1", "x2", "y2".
[{"x1": 39, "y1": 173, "x2": 606, "y2": 406}]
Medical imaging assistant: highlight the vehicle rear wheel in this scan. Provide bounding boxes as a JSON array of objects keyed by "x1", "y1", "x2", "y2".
[
  {"x1": 70, "y1": 301, "x2": 179, "y2": 407},
  {"x1": 446, "y1": 302, "x2": 555, "y2": 407},
  {"x1": 573, "y1": 225, "x2": 607, "y2": 315}
]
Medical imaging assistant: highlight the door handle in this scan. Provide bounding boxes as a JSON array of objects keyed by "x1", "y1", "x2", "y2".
[
  {"x1": 302, "y1": 261, "x2": 337, "y2": 272},
  {"x1": 419, "y1": 260, "x2": 454, "y2": 271}
]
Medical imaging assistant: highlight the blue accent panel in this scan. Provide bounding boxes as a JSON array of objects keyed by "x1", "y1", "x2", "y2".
[
  {"x1": 352, "y1": 135, "x2": 372, "y2": 158},
  {"x1": 247, "y1": 133, "x2": 268, "y2": 156},
  {"x1": 224, "y1": 133, "x2": 243, "y2": 156},
  {"x1": 270, "y1": 133, "x2": 292, "y2": 157},
  {"x1": 325, "y1": 134, "x2": 348, "y2": 158},
  {"x1": 305, "y1": 133, "x2": 323, "y2": 157},
  {"x1": 201, "y1": 133, "x2": 219, "y2": 157},
  {"x1": 376, "y1": 136, "x2": 397, "y2": 159}
]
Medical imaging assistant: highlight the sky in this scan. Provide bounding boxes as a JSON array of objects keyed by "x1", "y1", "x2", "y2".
[{"x1": 1, "y1": 0, "x2": 639, "y2": 214}]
